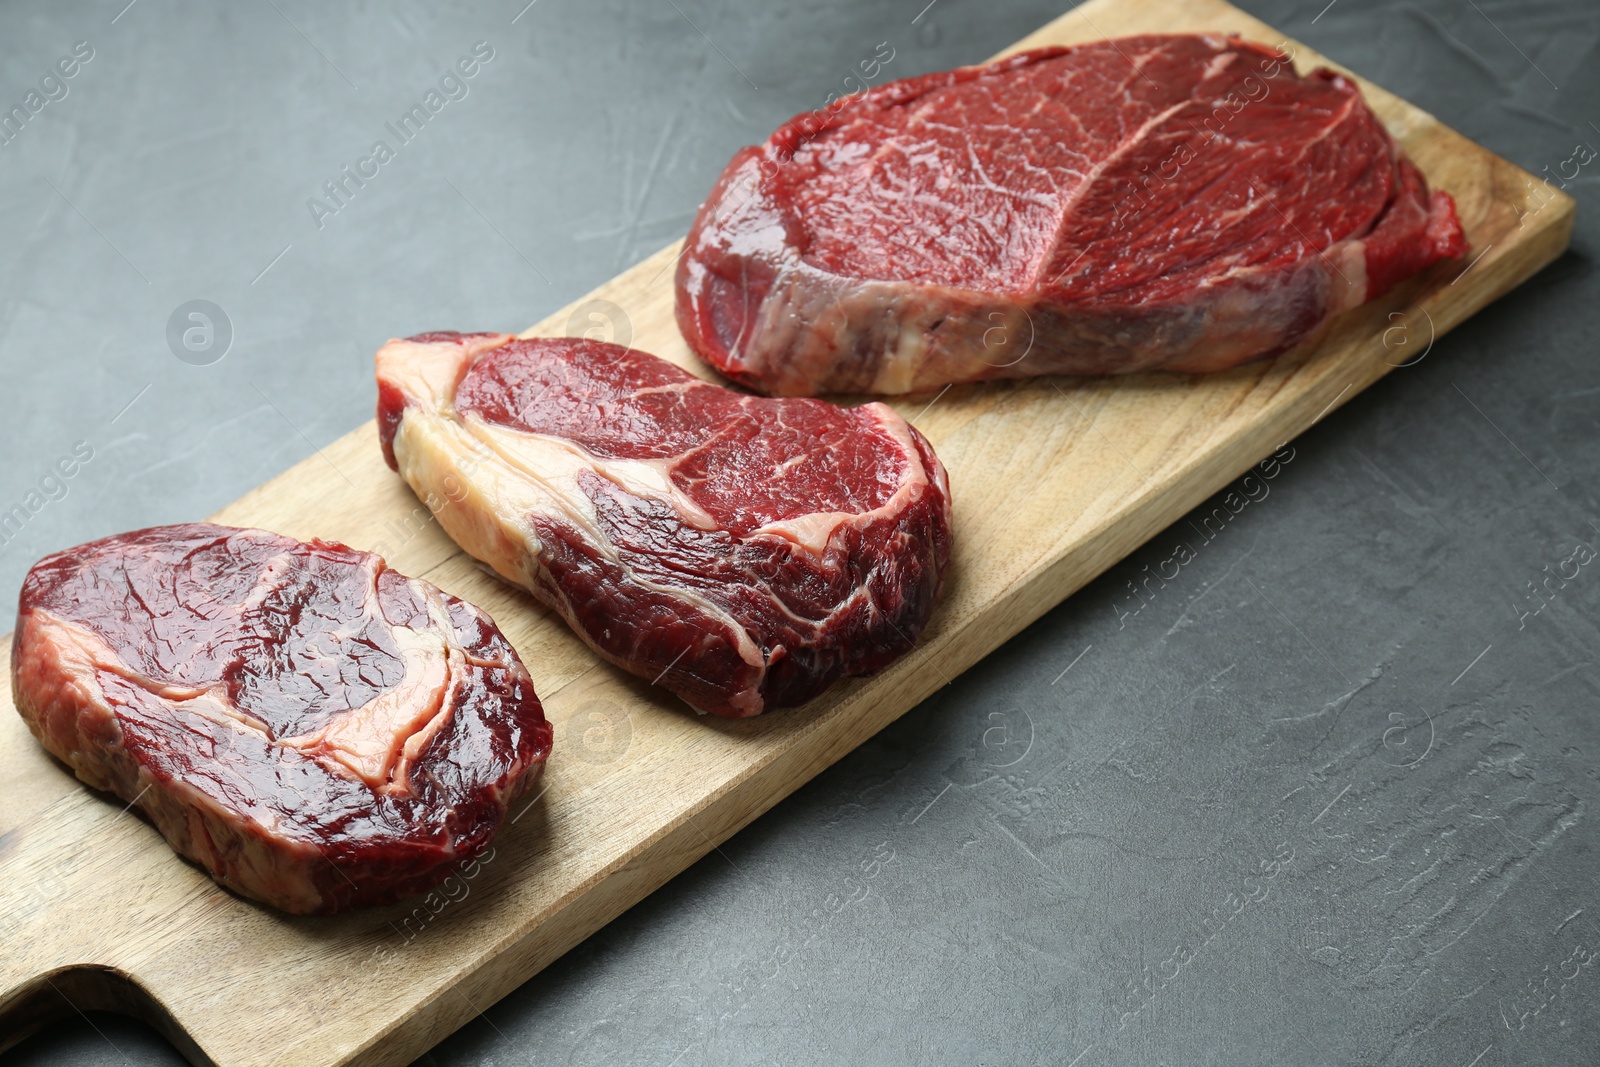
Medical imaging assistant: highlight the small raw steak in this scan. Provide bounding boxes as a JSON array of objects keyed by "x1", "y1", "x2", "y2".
[
  {"x1": 10, "y1": 523, "x2": 552, "y2": 914},
  {"x1": 675, "y1": 34, "x2": 1467, "y2": 395},
  {"x1": 377, "y1": 332, "x2": 952, "y2": 718}
]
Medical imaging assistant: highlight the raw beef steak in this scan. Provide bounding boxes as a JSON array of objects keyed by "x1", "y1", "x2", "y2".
[
  {"x1": 376, "y1": 332, "x2": 952, "y2": 718},
  {"x1": 675, "y1": 34, "x2": 1468, "y2": 396},
  {"x1": 11, "y1": 523, "x2": 552, "y2": 914}
]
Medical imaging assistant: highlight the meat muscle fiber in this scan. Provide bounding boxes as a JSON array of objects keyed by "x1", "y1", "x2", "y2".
[
  {"x1": 11, "y1": 523, "x2": 552, "y2": 914},
  {"x1": 376, "y1": 332, "x2": 952, "y2": 718},
  {"x1": 675, "y1": 34, "x2": 1468, "y2": 396}
]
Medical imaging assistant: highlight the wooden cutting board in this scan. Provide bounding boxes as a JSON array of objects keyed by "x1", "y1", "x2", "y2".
[{"x1": 0, "y1": 0, "x2": 1575, "y2": 1063}]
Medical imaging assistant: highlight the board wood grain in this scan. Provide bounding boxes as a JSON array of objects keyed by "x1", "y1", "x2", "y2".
[{"x1": 0, "y1": 0, "x2": 1575, "y2": 1063}]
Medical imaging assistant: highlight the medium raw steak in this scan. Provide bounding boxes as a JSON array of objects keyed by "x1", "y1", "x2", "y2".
[
  {"x1": 675, "y1": 34, "x2": 1468, "y2": 396},
  {"x1": 376, "y1": 332, "x2": 952, "y2": 718},
  {"x1": 10, "y1": 523, "x2": 552, "y2": 914}
]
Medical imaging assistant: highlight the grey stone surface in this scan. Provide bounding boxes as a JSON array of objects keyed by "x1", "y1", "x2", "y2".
[{"x1": 2, "y1": 0, "x2": 1596, "y2": 1064}]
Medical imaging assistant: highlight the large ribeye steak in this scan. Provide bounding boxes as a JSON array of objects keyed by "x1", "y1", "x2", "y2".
[
  {"x1": 376, "y1": 332, "x2": 952, "y2": 718},
  {"x1": 676, "y1": 34, "x2": 1467, "y2": 396},
  {"x1": 11, "y1": 523, "x2": 552, "y2": 914}
]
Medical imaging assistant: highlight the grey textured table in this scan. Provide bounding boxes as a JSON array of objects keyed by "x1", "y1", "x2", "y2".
[{"x1": 2, "y1": 1, "x2": 1596, "y2": 1064}]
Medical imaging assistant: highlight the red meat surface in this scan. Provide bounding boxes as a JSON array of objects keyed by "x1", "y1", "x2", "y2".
[
  {"x1": 676, "y1": 35, "x2": 1467, "y2": 395},
  {"x1": 377, "y1": 332, "x2": 952, "y2": 717},
  {"x1": 11, "y1": 523, "x2": 552, "y2": 914}
]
